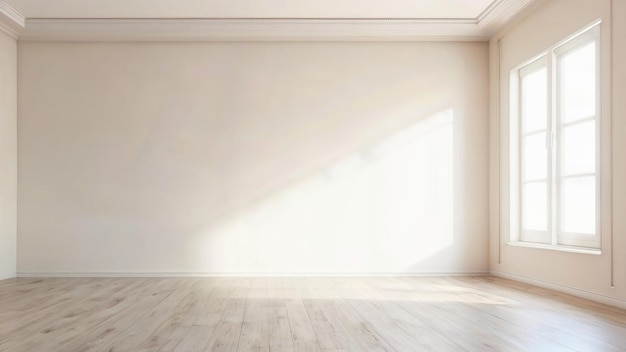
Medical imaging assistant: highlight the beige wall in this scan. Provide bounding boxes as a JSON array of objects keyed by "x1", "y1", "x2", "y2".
[
  {"x1": 0, "y1": 30, "x2": 17, "y2": 280},
  {"x1": 490, "y1": 0, "x2": 626, "y2": 305},
  {"x1": 17, "y1": 41, "x2": 489, "y2": 275}
]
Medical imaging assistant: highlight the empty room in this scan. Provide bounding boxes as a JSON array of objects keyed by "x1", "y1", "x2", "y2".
[{"x1": 0, "y1": 0, "x2": 625, "y2": 351}]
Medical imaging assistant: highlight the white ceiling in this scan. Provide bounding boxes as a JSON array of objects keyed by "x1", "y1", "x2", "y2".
[
  {"x1": 0, "y1": 0, "x2": 542, "y2": 41},
  {"x1": 5, "y1": 0, "x2": 495, "y2": 19}
]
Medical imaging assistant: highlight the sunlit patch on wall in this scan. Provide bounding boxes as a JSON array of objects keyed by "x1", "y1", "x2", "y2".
[{"x1": 198, "y1": 109, "x2": 455, "y2": 274}]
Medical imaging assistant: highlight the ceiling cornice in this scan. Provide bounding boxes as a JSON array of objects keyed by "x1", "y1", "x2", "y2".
[
  {"x1": 4, "y1": 0, "x2": 539, "y2": 42},
  {"x1": 19, "y1": 18, "x2": 489, "y2": 42},
  {"x1": 0, "y1": 0, "x2": 25, "y2": 38},
  {"x1": 477, "y1": 0, "x2": 536, "y2": 33}
]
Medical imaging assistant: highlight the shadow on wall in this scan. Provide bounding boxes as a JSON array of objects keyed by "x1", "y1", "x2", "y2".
[{"x1": 192, "y1": 109, "x2": 457, "y2": 273}]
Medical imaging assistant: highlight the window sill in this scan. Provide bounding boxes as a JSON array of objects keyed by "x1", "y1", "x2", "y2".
[{"x1": 506, "y1": 241, "x2": 602, "y2": 255}]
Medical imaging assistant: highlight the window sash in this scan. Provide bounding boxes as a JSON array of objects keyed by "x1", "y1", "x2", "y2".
[
  {"x1": 554, "y1": 24, "x2": 601, "y2": 248},
  {"x1": 518, "y1": 57, "x2": 550, "y2": 243}
]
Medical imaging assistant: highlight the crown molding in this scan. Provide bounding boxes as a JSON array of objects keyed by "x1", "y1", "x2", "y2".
[
  {"x1": 19, "y1": 18, "x2": 489, "y2": 41},
  {"x1": 0, "y1": 0, "x2": 25, "y2": 38},
  {"x1": 11, "y1": 0, "x2": 541, "y2": 41},
  {"x1": 477, "y1": 0, "x2": 537, "y2": 35}
]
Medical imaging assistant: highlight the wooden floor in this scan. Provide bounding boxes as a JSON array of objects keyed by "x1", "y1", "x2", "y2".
[{"x1": 0, "y1": 277, "x2": 625, "y2": 352}]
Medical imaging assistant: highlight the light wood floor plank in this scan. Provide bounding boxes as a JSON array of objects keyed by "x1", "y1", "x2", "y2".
[{"x1": 1, "y1": 276, "x2": 625, "y2": 352}]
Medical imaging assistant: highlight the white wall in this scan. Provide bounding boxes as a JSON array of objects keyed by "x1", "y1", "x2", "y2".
[
  {"x1": 490, "y1": 0, "x2": 626, "y2": 305},
  {"x1": 0, "y1": 30, "x2": 17, "y2": 280},
  {"x1": 18, "y1": 41, "x2": 488, "y2": 275}
]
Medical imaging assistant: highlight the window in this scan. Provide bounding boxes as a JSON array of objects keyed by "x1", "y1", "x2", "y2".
[{"x1": 511, "y1": 22, "x2": 601, "y2": 249}]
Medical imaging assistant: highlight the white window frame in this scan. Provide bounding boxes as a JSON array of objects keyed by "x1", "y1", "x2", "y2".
[{"x1": 509, "y1": 21, "x2": 602, "y2": 250}]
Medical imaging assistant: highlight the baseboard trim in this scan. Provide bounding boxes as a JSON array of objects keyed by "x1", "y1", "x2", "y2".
[
  {"x1": 491, "y1": 271, "x2": 626, "y2": 310},
  {"x1": 0, "y1": 272, "x2": 16, "y2": 281},
  {"x1": 17, "y1": 271, "x2": 489, "y2": 278}
]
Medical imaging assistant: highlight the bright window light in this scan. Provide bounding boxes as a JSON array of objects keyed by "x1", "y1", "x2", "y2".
[{"x1": 511, "y1": 22, "x2": 601, "y2": 249}]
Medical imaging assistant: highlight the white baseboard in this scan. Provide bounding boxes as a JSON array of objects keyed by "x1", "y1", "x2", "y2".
[
  {"x1": 491, "y1": 271, "x2": 626, "y2": 310},
  {"x1": 0, "y1": 272, "x2": 16, "y2": 281},
  {"x1": 17, "y1": 271, "x2": 489, "y2": 278}
]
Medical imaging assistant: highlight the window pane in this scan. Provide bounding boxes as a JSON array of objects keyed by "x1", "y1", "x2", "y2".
[
  {"x1": 523, "y1": 132, "x2": 547, "y2": 181},
  {"x1": 561, "y1": 176, "x2": 596, "y2": 234},
  {"x1": 522, "y1": 182, "x2": 547, "y2": 231},
  {"x1": 562, "y1": 120, "x2": 596, "y2": 176},
  {"x1": 560, "y1": 42, "x2": 596, "y2": 123},
  {"x1": 521, "y1": 67, "x2": 547, "y2": 132}
]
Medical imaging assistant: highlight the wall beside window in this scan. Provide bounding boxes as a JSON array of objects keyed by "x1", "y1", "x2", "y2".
[{"x1": 490, "y1": 0, "x2": 626, "y2": 306}]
